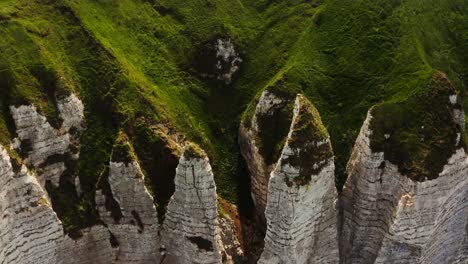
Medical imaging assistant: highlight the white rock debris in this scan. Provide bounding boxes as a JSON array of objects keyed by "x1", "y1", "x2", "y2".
[
  {"x1": 95, "y1": 160, "x2": 160, "y2": 263},
  {"x1": 216, "y1": 216, "x2": 244, "y2": 264},
  {"x1": 449, "y1": 94, "x2": 457, "y2": 105},
  {"x1": 340, "y1": 111, "x2": 468, "y2": 264},
  {"x1": 161, "y1": 145, "x2": 223, "y2": 264},
  {"x1": 215, "y1": 38, "x2": 242, "y2": 84},
  {"x1": 239, "y1": 90, "x2": 286, "y2": 221},
  {"x1": 258, "y1": 95, "x2": 339, "y2": 264}
]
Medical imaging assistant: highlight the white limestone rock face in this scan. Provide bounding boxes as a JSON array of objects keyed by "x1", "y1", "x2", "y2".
[
  {"x1": 95, "y1": 160, "x2": 160, "y2": 264},
  {"x1": 258, "y1": 95, "x2": 339, "y2": 264},
  {"x1": 340, "y1": 111, "x2": 468, "y2": 264},
  {"x1": 161, "y1": 144, "x2": 223, "y2": 264},
  {"x1": 239, "y1": 90, "x2": 289, "y2": 221},
  {"x1": 9, "y1": 94, "x2": 84, "y2": 189},
  {"x1": 0, "y1": 144, "x2": 115, "y2": 264},
  {"x1": 59, "y1": 226, "x2": 115, "y2": 264},
  {"x1": 0, "y1": 146, "x2": 63, "y2": 264}
]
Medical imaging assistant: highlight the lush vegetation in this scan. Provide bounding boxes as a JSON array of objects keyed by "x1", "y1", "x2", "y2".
[{"x1": 0, "y1": 0, "x2": 467, "y2": 231}]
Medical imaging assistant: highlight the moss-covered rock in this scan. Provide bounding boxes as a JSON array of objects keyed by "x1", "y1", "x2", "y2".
[
  {"x1": 183, "y1": 142, "x2": 207, "y2": 159},
  {"x1": 283, "y1": 95, "x2": 333, "y2": 186},
  {"x1": 111, "y1": 131, "x2": 137, "y2": 164},
  {"x1": 370, "y1": 71, "x2": 466, "y2": 181}
]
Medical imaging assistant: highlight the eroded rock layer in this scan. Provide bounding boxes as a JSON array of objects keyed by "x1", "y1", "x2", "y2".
[
  {"x1": 258, "y1": 95, "x2": 339, "y2": 264},
  {"x1": 340, "y1": 111, "x2": 468, "y2": 264}
]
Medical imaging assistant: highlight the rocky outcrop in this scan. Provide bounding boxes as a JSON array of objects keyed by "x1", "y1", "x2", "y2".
[
  {"x1": 161, "y1": 143, "x2": 230, "y2": 264},
  {"x1": 95, "y1": 157, "x2": 160, "y2": 263},
  {"x1": 340, "y1": 111, "x2": 468, "y2": 264},
  {"x1": 239, "y1": 89, "x2": 292, "y2": 221},
  {"x1": 9, "y1": 93, "x2": 84, "y2": 189},
  {"x1": 258, "y1": 95, "x2": 339, "y2": 264},
  {"x1": 214, "y1": 38, "x2": 242, "y2": 84},
  {"x1": 2, "y1": 87, "x2": 467, "y2": 263}
]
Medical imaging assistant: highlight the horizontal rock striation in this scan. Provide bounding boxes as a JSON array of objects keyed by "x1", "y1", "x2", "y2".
[
  {"x1": 340, "y1": 111, "x2": 468, "y2": 264},
  {"x1": 258, "y1": 95, "x2": 339, "y2": 264},
  {"x1": 0, "y1": 146, "x2": 63, "y2": 264},
  {"x1": 0, "y1": 144, "x2": 114, "y2": 264},
  {"x1": 1, "y1": 94, "x2": 117, "y2": 264},
  {"x1": 161, "y1": 143, "x2": 222, "y2": 264},
  {"x1": 2, "y1": 91, "x2": 467, "y2": 264}
]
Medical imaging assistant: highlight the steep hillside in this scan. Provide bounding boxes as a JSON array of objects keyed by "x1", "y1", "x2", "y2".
[{"x1": 0, "y1": 0, "x2": 467, "y2": 236}]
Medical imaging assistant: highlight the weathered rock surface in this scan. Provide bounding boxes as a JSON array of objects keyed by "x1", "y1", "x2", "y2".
[
  {"x1": 340, "y1": 111, "x2": 468, "y2": 264},
  {"x1": 161, "y1": 143, "x2": 223, "y2": 264},
  {"x1": 239, "y1": 89, "x2": 288, "y2": 221},
  {"x1": 0, "y1": 144, "x2": 115, "y2": 264},
  {"x1": 0, "y1": 146, "x2": 63, "y2": 264},
  {"x1": 95, "y1": 159, "x2": 160, "y2": 263},
  {"x1": 258, "y1": 95, "x2": 339, "y2": 264},
  {"x1": 9, "y1": 94, "x2": 84, "y2": 189},
  {"x1": 59, "y1": 226, "x2": 115, "y2": 264},
  {"x1": 2, "y1": 95, "x2": 117, "y2": 264}
]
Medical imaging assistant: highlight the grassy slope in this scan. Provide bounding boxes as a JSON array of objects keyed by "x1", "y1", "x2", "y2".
[
  {"x1": 239, "y1": 0, "x2": 468, "y2": 187},
  {"x1": 0, "y1": 0, "x2": 467, "y2": 229}
]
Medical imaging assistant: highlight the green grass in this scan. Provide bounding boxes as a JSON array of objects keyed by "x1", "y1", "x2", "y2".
[{"x1": 0, "y1": 0, "x2": 467, "y2": 231}]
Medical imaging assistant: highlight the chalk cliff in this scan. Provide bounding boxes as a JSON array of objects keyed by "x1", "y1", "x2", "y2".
[{"x1": 1, "y1": 89, "x2": 467, "y2": 264}]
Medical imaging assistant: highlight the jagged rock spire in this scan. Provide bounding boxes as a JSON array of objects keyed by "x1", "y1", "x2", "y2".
[{"x1": 160, "y1": 143, "x2": 222, "y2": 264}]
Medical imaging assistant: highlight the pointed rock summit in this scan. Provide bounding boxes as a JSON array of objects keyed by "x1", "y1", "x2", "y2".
[
  {"x1": 161, "y1": 143, "x2": 223, "y2": 264},
  {"x1": 259, "y1": 95, "x2": 339, "y2": 264}
]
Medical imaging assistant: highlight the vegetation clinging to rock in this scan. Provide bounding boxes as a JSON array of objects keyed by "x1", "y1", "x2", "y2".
[{"x1": 370, "y1": 71, "x2": 466, "y2": 181}]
